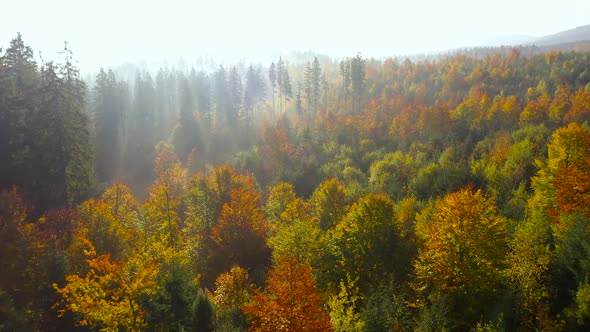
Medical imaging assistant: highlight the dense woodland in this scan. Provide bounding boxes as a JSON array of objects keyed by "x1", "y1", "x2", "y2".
[{"x1": 4, "y1": 33, "x2": 590, "y2": 331}]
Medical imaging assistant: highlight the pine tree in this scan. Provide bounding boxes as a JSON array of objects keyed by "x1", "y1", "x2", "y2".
[
  {"x1": 244, "y1": 64, "x2": 265, "y2": 110},
  {"x1": 276, "y1": 58, "x2": 284, "y2": 115},
  {"x1": 171, "y1": 78, "x2": 200, "y2": 162},
  {"x1": 125, "y1": 71, "x2": 156, "y2": 190},
  {"x1": 58, "y1": 42, "x2": 95, "y2": 205},
  {"x1": 194, "y1": 70, "x2": 212, "y2": 131},
  {"x1": 269, "y1": 62, "x2": 277, "y2": 117},
  {"x1": 350, "y1": 54, "x2": 366, "y2": 113},
  {"x1": 310, "y1": 56, "x2": 322, "y2": 120},
  {"x1": 277, "y1": 59, "x2": 292, "y2": 115},
  {"x1": 228, "y1": 66, "x2": 242, "y2": 127},
  {"x1": 0, "y1": 33, "x2": 38, "y2": 194},
  {"x1": 214, "y1": 65, "x2": 228, "y2": 128},
  {"x1": 93, "y1": 68, "x2": 125, "y2": 183}
]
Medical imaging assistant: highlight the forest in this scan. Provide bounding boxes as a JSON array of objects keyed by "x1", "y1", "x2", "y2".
[{"x1": 3, "y1": 32, "x2": 590, "y2": 331}]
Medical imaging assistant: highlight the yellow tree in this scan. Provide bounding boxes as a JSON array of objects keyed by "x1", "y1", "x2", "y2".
[
  {"x1": 242, "y1": 256, "x2": 332, "y2": 331},
  {"x1": 142, "y1": 159, "x2": 186, "y2": 248},
  {"x1": 267, "y1": 199, "x2": 325, "y2": 266},
  {"x1": 54, "y1": 240, "x2": 159, "y2": 331},
  {"x1": 310, "y1": 178, "x2": 348, "y2": 230},
  {"x1": 413, "y1": 186, "x2": 507, "y2": 328},
  {"x1": 264, "y1": 182, "x2": 297, "y2": 226},
  {"x1": 68, "y1": 183, "x2": 141, "y2": 273},
  {"x1": 212, "y1": 266, "x2": 252, "y2": 328}
]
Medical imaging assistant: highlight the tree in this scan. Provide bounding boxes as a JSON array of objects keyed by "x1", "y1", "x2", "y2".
[
  {"x1": 304, "y1": 57, "x2": 323, "y2": 121},
  {"x1": 93, "y1": 68, "x2": 127, "y2": 182},
  {"x1": 211, "y1": 188, "x2": 270, "y2": 277},
  {"x1": 142, "y1": 259, "x2": 212, "y2": 331},
  {"x1": 214, "y1": 65, "x2": 229, "y2": 127},
  {"x1": 413, "y1": 187, "x2": 507, "y2": 328},
  {"x1": 530, "y1": 122, "x2": 590, "y2": 233},
  {"x1": 276, "y1": 57, "x2": 292, "y2": 115},
  {"x1": 0, "y1": 188, "x2": 29, "y2": 307},
  {"x1": 310, "y1": 178, "x2": 348, "y2": 230},
  {"x1": 0, "y1": 33, "x2": 38, "y2": 195},
  {"x1": 54, "y1": 240, "x2": 159, "y2": 332},
  {"x1": 194, "y1": 70, "x2": 212, "y2": 130},
  {"x1": 228, "y1": 66, "x2": 243, "y2": 127},
  {"x1": 264, "y1": 182, "x2": 297, "y2": 225},
  {"x1": 340, "y1": 55, "x2": 365, "y2": 113},
  {"x1": 507, "y1": 218, "x2": 560, "y2": 330},
  {"x1": 142, "y1": 153, "x2": 186, "y2": 248},
  {"x1": 327, "y1": 276, "x2": 366, "y2": 331},
  {"x1": 125, "y1": 71, "x2": 157, "y2": 191},
  {"x1": 59, "y1": 43, "x2": 95, "y2": 205},
  {"x1": 269, "y1": 62, "x2": 277, "y2": 118},
  {"x1": 242, "y1": 256, "x2": 332, "y2": 331},
  {"x1": 369, "y1": 151, "x2": 417, "y2": 200},
  {"x1": 244, "y1": 64, "x2": 265, "y2": 110},
  {"x1": 212, "y1": 266, "x2": 252, "y2": 329},
  {"x1": 267, "y1": 199, "x2": 325, "y2": 266},
  {"x1": 171, "y1": 77, "x2": 200, "y2": 162},
  {"x1": 330, "y1": 193, "x2": 401, "y2": 288}
]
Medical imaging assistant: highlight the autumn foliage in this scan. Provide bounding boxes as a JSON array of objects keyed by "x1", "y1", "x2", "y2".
[{"x1": 243, "y1": 256, "x2": 332, "y2": 332}]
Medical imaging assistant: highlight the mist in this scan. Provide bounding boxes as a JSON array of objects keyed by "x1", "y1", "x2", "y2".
[{"x1": 3, "y1": 0, "x2": 589, "y2": 73}]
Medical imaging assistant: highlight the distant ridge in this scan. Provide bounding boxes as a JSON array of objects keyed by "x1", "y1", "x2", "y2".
[{"x1": 532, "y1": 24, "x2": 590, "y2": 46}]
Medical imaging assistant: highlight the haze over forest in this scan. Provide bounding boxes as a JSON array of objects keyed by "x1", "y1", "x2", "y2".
[
  {"x1": 5, "y1": 1, "x2": 590, "y2": 331},
  {"x1": 3, "y1": 0, "x2": 590, "y2": 71}
]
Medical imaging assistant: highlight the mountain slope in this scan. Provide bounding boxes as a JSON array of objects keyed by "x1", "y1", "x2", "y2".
[{"x1": 533, "y1": 24, "x2": 590, "y2": 46}]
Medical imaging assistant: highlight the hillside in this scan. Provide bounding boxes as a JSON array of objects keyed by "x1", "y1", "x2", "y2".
[
  {"x1": 4, "y1": 32, "x2": 590, "y2": 331},
  {"x1": 533, "y1": 24, "x2": 590, "y2": 46}
]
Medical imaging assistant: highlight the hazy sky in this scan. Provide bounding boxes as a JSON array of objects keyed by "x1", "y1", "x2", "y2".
[{"x1": 2, "y1": 0, "x2": 590, "y2": 71}]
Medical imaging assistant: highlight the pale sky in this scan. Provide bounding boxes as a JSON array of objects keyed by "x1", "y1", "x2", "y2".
[{"x1": 2, "y1": 0, "x2": 590, "y2": 72}]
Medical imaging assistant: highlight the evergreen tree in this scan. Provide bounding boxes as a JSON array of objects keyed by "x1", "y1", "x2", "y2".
[
  {"x1": 310, "y1": 56, "x2": 322, "y2": 120},
  {"x1": 155, "y1": 68, "x2": 175, "y2": 140},
  {"x1": 269, "y1": 62, "x2": 277, "y2": 117},
  {"x1": 277, "y1": 58, "x2": 284, "y2": 114},
  {"x1": 295, "y1": 81, "x2": 303, "y2": 116},
  {"x1": 350, "y1": 54, "x2": 366, "y2": 113},
  {"x1": 213, "y1": 65, "x2": 228, "y2": 128},
  {"x1": 0, "y1": 33, "x2": 38, "y2": 195},
  {"x1": 277, "y1": 58, "x2": 292, "y2": 115},
  {"x1": 58, "y1": 42, "x2": 95, "y2": 205},
  {"x1": 93, "y1": 68, "x2": 125, "y2": 183},
  {"x1": 194, "y1": 70, "x2": 212, "y2": 130},
  {"x1": 171, "y1": 77, "x2": 200, "y2": 162},
  {"x1": 228, "y1": 66, "x2": 242, "y2": 127},
  {"x1": 244, "y1": 64, "x2": 265, "y2": 109},
  {"x1": 125, "y1": 71, "x2": 156, "y2": 190}
]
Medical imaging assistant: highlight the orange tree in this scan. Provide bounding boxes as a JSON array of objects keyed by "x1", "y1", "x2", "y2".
[{"x1": 243, "y1": 256, "x2": 332, "y2": 331}]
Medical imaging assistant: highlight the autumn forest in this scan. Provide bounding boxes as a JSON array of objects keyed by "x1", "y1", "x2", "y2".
[{"x1": 4, "y1": 33, "x2": 590, "y2": 331}]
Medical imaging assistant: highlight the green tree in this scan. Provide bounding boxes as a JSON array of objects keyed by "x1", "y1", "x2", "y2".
[{"x1": 331, "y1": 193, "x2": 401, "y2": 288}]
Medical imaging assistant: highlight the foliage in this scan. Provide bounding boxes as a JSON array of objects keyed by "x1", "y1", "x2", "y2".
[
  {"x1": 53, "y1": 240, "x2": 159, "y2": 331},
  {"x1": 327, "y1": 276, "x2": 365, "y2": 332},
  {"x1": 413, "y1": 187, "x2": 507, "y2": 328},
  {"x1": 242, "y1": 256, "x2": 332, "y2": 331}
]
